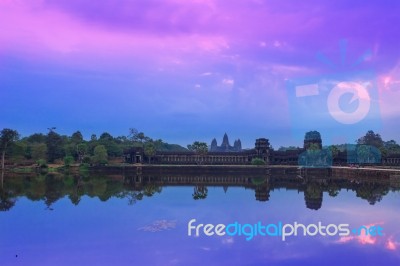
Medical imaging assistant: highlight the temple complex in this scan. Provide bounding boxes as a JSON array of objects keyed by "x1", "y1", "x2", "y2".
[
  {"x1": 210, "y1": 133, "x2": 242, "y2": 152},
  {"x1": 125, "y1": 137, "x2": 269, "y2": 165},
  {"x1": 124, "y1": 131, "x2": 400, "y2": 166}
]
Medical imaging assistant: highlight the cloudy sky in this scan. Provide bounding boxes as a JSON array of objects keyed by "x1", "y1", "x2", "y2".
[{"x1": 1, "y1": 0, "x2": 399, "y2": 148}]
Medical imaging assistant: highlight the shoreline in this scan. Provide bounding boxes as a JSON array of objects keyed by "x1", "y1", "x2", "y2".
[{"x1": 6, "y1": 164, "x2": 400, "y2": 178}]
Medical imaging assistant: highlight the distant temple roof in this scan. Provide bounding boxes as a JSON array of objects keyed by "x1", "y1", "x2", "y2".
[{"x1": 210, "y1": 133, "x2": 242, "y2": 152}]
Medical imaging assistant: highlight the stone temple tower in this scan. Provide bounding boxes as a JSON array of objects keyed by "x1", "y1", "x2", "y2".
[
  {"x1": 255, "y1": 138, "x2": 270, "y2": 163},
  {"x1": 303, "y1": 131, "x2": 322, "y2": 150},
  {"x1": 210, "y1": 133, "x2": 241, "y2": 152},
  {"x1": 233, "y1": 139, "x2": 242, "y2": 151},
  {"x1": 210, "y1": 138, "x2": 218, "y2": 151},
  {"x1": 221, "y1": 133, "x2": 230, "y2": 151}
]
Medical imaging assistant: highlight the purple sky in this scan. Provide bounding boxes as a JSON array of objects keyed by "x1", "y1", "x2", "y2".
[{"x1": 1, "y1": 0, "x2": 400, "y2": 148}]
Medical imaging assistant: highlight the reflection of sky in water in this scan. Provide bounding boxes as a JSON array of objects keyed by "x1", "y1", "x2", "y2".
[{"x1": 1, "y1": 187, "x2": 400, "y2": 265}]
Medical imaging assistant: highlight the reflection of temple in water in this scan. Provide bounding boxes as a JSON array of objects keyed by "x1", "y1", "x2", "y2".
[
  {"x1": 1, "y1": 168, "x2": 399, "y2": 211},
  {"x1": 255, "y1": 186, "x2": 270, "y2": 202},
  {"x1": 304, "y1": 183, "x2": 323, "y2": 210},
  {"x1": 122, "y1": 167, "x2": 398, "y2": 210}
]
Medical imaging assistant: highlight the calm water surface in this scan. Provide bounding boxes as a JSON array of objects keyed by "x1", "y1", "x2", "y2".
[{"x1": 0, "y1": 172, "x2": 400, "y2": 265}]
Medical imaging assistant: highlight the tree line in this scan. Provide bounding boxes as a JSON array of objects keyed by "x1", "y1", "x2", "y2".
[
  {"x1": 2, "y1": 128, "x2": 399, "y2": 169},
  {"x1": 278, "y1": 130, "x2": 400, "y2": 156},
  {"x1": 0, "y1": 127, "x2": 187, "y2": 168}
]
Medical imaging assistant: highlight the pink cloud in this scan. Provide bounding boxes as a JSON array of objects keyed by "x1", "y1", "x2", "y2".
[
  {"x1": 0, "y1": 0, "x2": 232, "y2": 72},
  {"x1": 338, "y1": 234, "x2": 377, "y2": 245},
  {"x1": 385, "y1": 238, "x2": 397, "y2": 251},
  {"x1": 378, "y1": 61, "x2": 400, "y2": 118},
  {"x1": 337, "y1": 223, "x2": 383, "y2": 245},
  {"x1": 337, "y1": 223, "x2": 400, "y2": 252},
  {"x1": 1, "y1": 0, "x2": 399, "y2": 121},
  {"x1": 2, "y1": 0, "x2": 396, "y2": 77}
]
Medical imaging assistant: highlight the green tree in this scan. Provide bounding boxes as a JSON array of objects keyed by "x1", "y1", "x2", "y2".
[
  {"x1": 99, "y1": 132, "x2": 113, "y2": 142},
  {"x1": 137, "y1": 132, "x2": 146, "y2": 145},
  {"x1": 92, "y1": 145, "x2": 108, "y2": 165},
  {"x1": 114, "y1": 135, "x2": 133, "y2": 152},
  {"x1": 379, "y1": 146, "x2": 388, "y2": 159},
  {"x1": 251, "y1": 158, "x2": 266, "y2": 165},
  {"x1": 128, "y1": 128, "x2": 139, "y2": 142},
  {"x1": 187, "y1": 141, "x2": 208, "y2": 154},
  {"x1": 357, "y1": 145, "x2": 369, "y2": 163},
  {"x1": 144, "y1": 142, "x2": 156, "y2": 164},
  {"x1": 90, "y1": 134, "x2": 97, "y2": 141},
  {"x1": 187, "y1": 141, "x2": 208, "y2": 165},
  {"x1": 384, "y1": 140, "x2": 400, "y2": 155},
  {"x1": 71, "y1": 131, "x2": 83, "y2": 144},
  {"x1": 64, "y1": 155, "x2": 74, "y2": 167},
  {"x1": 128, "y1": 128, "x2": 147, "y2": 147},
  {"x1": 357, "y1": 130, "x2": 384, "y2": 148},
  {"x1": 9, "y1": 141, "x2": 26, "y2": 164},
  {"x1": 76, "y1": 143, "x2": 88, "y2": 163},
  {"x1": 46, "y1": 128, "x2": 64, "y2": 163},
  {"x1": 328, "y1": 145, "x2": 339, "y2": 160},
  {"x1": 98, "y1": 132, "x2": 122, "y2": 157},
  {"x1": 63, "y1": 143, "x2": 76, "y2": 157},
  {"x1": 88, "y1": 134, "x2": 98, "y2": 155},
  {"x1": 356, "y1": 145, "x2": 381, "y2": 164},
  {"x1": 153, "y1": 139, "x2": 164, "y2": 150},
  {"x1": 37, "y1": 159, "x2": 48, "y2": 168},
  {"x1": 25, "y1": 133, "x2": 46, "y2": 144},
  {"x1": 1, "y1": 129, "x2": 19, "y2": 170},
  {"x1": 31, "y1": 143, "x2": 48, "y2": 161}
]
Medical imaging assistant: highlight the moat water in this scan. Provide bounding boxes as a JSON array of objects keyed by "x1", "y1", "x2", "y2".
[{"x1": 1, "y1": 171, "x2": 400, "y2": 265}]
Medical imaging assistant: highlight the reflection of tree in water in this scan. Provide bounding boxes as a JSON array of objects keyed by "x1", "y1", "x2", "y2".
[
  {"x1": 251, "y1": 177, "x2": 267, "y2": 186},
  {"x1": 116, "y1": 190, "x2": 144, "y2": 205},
  {"x1": 143, "y1": 183, "x2": 162, "y2": 197},
  {"x1": 327, "y1": 182, "x2": 340, "y2": 197},
  {"x1": 304, "y1": 182, "x2": 323, "y2": 210},
  {"x1": 86, "y1": 178, "x2": 108, "y2": 200},
  {"x1": 116, "y1": 184, "x2": 161, "y2": 205},
  {"x1": 25, "y1": 175, "x2": 47, "y2": 201},
  {"x1": 1, "y1": 172, "x2": 398, "y2": 210},
  {"x1": 193, "y1": 185, "x2": 208, "y2": 200},
  {"x1": 0, "y1": 188, "x2": 16, "y2": 211},
  {"x1": 68, "y1": 176, "x2": 83, "y2": 205},
  {"x1": 355, "y1": 182, "x2": 389, "y2": 205},
  {"x1": 44, "y1": 174, "x2": 65, "y2": 209},
  {"x1": 84, "y1": 176, "x2": 127, "y2": 202},
  {"x1": 68, "y1": 193, "x2": 81, "y2": 205}
]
